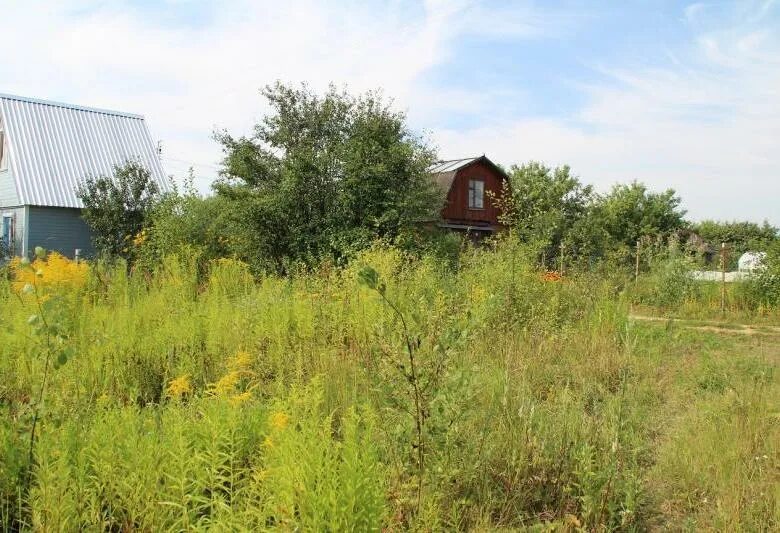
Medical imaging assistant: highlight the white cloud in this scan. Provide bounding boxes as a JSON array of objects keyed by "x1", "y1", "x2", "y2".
[
  {"x1": 0, "y1": 0, "x2": 555, "y2": 186},
  {"x1": 0, "y1": 1, "x2": 778, "y2": 224},
  {"x1": 435, "y1": 2, "x2": 780, "y2": 224}
]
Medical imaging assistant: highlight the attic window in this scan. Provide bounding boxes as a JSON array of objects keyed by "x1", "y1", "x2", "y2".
[{"x1": 468, "y1": 179, "x2": 484, "y2": 209}]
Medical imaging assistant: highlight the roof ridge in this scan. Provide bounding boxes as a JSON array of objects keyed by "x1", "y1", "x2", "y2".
[
  {"x1": 0, "y1": 93, "x2": 144, "y2": 120},
  {"x1": 434, "y1": 156, "x2": 482, "y2": 163}
]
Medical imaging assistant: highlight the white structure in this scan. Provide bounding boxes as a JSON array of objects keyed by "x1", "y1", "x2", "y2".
[
  {"x1": 738, "y1": 251, "x2": 766, "y2": 273},
  {"x1": 690, "y1": 270, "x2": 748, "y2": 282}
]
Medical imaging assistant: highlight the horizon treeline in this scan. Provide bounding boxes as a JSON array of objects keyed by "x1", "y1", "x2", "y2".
[{"x1": 75, "y1": 82, "x2": 779, "y2": 274}]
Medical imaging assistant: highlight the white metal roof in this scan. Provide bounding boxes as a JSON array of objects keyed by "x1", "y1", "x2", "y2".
[
  {"x1": 428, "y1": 157, "x2": 482, "y2": 174},
  {"x1": 0, "y1": 93, "x2": 168, "y2": 208}
]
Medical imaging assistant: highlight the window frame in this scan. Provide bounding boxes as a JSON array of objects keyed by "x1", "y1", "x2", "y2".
[{"x1": 468, "y1": 178, "x2": 485, "y2": 210}]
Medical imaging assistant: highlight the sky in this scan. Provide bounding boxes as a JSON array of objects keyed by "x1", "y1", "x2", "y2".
[{"x1": 0, "y1": 0, "x2": 778, "y2": 224}]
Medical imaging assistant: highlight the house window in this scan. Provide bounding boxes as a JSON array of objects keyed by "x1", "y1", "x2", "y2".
[
  {"x1": 0, "y1": 129, "x2": 6, "y2": 171},
  {"x1": 468, "y1": 179, "x2": 484, "y2": 209},
  {"x1": 1, "y1": 216, "x2": 12, "y2": 256}
]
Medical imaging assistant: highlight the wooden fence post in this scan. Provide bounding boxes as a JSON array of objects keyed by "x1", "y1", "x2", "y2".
[
  {"x1": 559, "y1": 243, "x2": 565, "y2": 277},
  {"x1": 720, "y1": 242, "x2": 726, "y2": 315},
  {"x1": 635, "y1": 239, "x2": 640, "y2": 282}
]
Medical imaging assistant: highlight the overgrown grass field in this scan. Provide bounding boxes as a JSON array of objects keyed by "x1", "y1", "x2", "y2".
[{"x1": 1, "y1": 243, "x2": 777, "y2": 531}]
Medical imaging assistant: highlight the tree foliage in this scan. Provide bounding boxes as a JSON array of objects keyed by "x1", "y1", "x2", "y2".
[
  {"x1": 213, "y1": 82, "x2": 443, "y2": 272},
  {"x1": 495, "y1": 162, "x2": 597, "y2": 256},
  {"x1": 595, "y1": 181, "x2": 687, "y2": 249},
  {"x1": 691, "y1": 220, "x2": 778, "y2": 266},
  {"x1": 76, "y1": 161, "x2": 161, "y2": 259},
  {"x1": 494, "y1": 165, "x2": 686, "y2": 263}
]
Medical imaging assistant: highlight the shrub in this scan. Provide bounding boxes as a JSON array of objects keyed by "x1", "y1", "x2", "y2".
[{"x1": 632, "y1": 251, "x2": 699, "y2": 309}]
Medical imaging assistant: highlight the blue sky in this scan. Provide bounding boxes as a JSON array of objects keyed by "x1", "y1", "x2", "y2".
[{"x1": 1, "y1": 0, "x2": 778, "y2": 224}]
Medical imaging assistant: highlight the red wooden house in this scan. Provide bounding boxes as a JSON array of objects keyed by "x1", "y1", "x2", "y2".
[{"x1": 429, "y1": 155, "x2": 509, "y2": 237}]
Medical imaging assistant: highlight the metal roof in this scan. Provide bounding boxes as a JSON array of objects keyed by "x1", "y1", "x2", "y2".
[
  {"x1": 0, "y1": 93, "x2": 168, "y2": 208},
  {"x1": 428, "y1": 157, "x2": 482, "y2": 174}
]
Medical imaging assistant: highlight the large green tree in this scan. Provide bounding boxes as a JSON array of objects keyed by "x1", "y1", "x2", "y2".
[
  {"x1": 595, "y1": 181, "x2": 687, "y2": 249},
  {"x1": 495, "y1": 161, "x2": 604, "y2": 259},
  {"x1": 213, "y1": 83, "x2": 442, "y2": 271},
  {"x1": 76, "y1": 161, "x2": 161, "y2": 259}
]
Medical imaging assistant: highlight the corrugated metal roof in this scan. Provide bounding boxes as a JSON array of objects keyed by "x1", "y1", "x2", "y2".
[
  {"x1": 427, "y1": 157, "x2": 481, "y2": 174},
  {"x1": 0, "y1": 93, "x2": 168, "y2": 208},
  {"x1": 428, "y1": 157, "x2": 483, "y2": 193}
]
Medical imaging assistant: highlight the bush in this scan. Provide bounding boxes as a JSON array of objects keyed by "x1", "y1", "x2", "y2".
[
  {"x1": 632, "y1": 250, "x2": 699, "y2": 309},
  {"x1": 743, "y1": 241, "x2": 780, "y2": 307}
]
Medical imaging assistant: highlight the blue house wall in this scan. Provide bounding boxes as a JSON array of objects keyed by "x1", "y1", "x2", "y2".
[{"x1": 26, "y1": 206, "x2": 94, "y2": 258}]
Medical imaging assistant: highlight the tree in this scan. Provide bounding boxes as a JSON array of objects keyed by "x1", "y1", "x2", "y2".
[
  {"x1": 494, "y1": 161, "x2": 602, "y2": 259},
  {"x1": 691, "y1": 220, "x2": 778, "y2": 267},
  {"x1": 76, "y1": 161, "x2": 161, "y2": 259},
  {"x1": 595, "y1": 181, "x2": 687, "y2": 250},
  {"x1": 213, "y1": 82, "x2": 443, "y2": 271}
]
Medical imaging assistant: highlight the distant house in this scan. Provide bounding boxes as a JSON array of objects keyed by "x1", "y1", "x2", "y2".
[
  {"x1": 682, "y1": 230, "x2": 716, "y2": 263},
  {"x1": 429, "y1": 155, "x2": 509, "y2": 237},
  {"x1": 0, "y1": 94, "x2": 168, "y2": 259}
]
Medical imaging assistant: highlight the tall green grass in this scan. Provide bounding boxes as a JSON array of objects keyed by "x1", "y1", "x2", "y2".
[{"x1": 0, "y1": 240, "x2": 777, "y2": 530}]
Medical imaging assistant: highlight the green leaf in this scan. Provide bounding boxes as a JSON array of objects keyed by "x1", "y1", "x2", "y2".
[
  {"x1": 357, "y1": 266, "x2": 379, "y2": 290},
  {"x1": 54, "y1": 347, "x2": 74, "y2": 369}
]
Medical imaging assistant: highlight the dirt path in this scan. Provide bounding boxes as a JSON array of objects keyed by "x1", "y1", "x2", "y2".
[{"x1": 629, "y1": 314, "x2": 780, "y2": 336}]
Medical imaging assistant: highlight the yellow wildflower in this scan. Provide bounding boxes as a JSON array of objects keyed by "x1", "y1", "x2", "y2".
[
  {"x1": 229, "y1": 350, "x2": 253, "y2": 370},
  {"x1": 229, "y1": 391, "x2": 253, "y2": 406},
  {"x1": 166, "y1": 374, "x2": 192, "y2": 398},
  {"x1": 132, "y1": 229, "x2": 148, "y2": 247},
  {"x1": 211, "y1": 370, "x2": 241, "y2": 396},
  {"x1": 269, "y1": 411, "x2": 289, "y2": 431},
  {"x1": 11, "y1": 251, "x2": 88, "y2": 293}
]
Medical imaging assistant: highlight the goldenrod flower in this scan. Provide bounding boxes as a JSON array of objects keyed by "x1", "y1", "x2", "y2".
[
  {"x1": 229, "y1": 350, "x2": 253, "y2": 370},
  {"x1": 211, "y1": 370, "x2": 241, "y2": 396},
  {"x1": 269, "y1": 411, "x2": 289, "y2": 431},
  {"x1": 166, "y1": 374, "x2": 192, "y2": 398},
  {"x1": 229, "y1": 391, "x2": 253, "y2": 406},
  {"x1": 11, "y1": 251, "x2": 88, "y2": 293},
  {"x1": 132, "y1": 229, "x2": 148, "y2": 247}
]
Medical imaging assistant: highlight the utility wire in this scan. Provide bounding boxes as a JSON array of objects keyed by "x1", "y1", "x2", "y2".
[{"x1": 161, "y1": 155, "x2": 221, "y2": 171}]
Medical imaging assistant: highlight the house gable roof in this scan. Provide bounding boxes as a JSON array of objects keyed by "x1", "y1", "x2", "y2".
[
  {"x1": 0, "y1": 93, "x2": 168, "y2": 209},
  {"x1": 428, "y1": 155, "x2": 508, "y2": 193}
]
